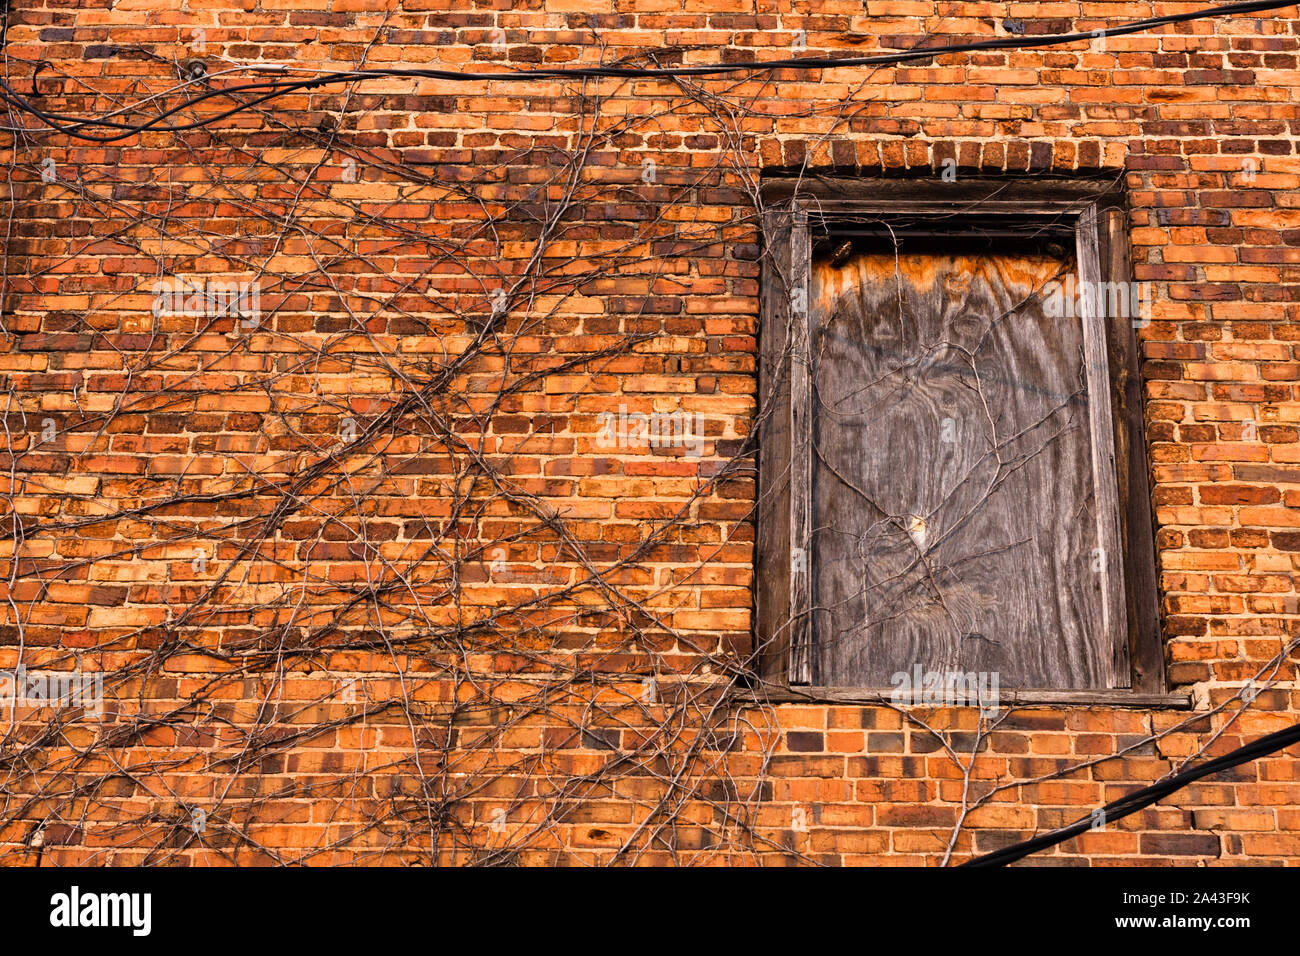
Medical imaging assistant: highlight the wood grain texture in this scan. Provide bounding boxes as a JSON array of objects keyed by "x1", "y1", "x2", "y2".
[{"x1": 810, "y1": 248, "x2": 1121, "y2": 689}]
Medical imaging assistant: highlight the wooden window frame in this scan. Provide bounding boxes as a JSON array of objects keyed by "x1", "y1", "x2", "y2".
[{"x1": 756, "y1": 178, "x2": 1176, "y2": 705}]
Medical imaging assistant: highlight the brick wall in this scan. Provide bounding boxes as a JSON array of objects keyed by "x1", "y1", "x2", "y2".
[{"x1": 0, "y1": 0, "x2": 1297, "y2": 865}]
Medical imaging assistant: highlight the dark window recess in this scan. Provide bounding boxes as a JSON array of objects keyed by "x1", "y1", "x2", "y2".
[{"x1": 756, "y1": 179, "x2": 1163, "y2": 696}]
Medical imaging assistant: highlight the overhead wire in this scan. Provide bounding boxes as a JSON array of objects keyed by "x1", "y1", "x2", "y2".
[
  {"x1": 0, "y1": 0, "x2": 1295, "y2": 142},
  {"x1": 962, "y1": 722, "x2": 1300, "y2": 867}
]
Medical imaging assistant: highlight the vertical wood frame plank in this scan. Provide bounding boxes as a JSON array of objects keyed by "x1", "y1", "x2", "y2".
[
  {"x1": 1102, "y1": 206, "x2": 1166, "y2": 694},
  {"x1": 756, "y1": 207, "x2": 795, "y2": 685},
  {"x1": 1076, "y1": 203, "x2": 1132, "y2": 687},
  {"x1": 787, "y1": 206, "x2": 813, "y2": 684}
]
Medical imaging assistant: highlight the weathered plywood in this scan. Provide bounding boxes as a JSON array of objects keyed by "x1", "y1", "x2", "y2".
[{"x1": 810, "y1": 248, "x2": 1120, "y2": 689}]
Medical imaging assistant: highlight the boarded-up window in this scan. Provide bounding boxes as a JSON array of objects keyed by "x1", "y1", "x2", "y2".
[{"x1": 757, "y1": 180, "x2": 1163, "y2": 697}]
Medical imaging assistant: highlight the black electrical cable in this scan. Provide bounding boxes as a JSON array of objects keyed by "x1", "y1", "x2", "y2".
[
  {"x1": 961, "y1": 720, "x2": 1300, "y2": 867},
  {"x1": 1, "y1": 0, "x2": 1295, "y2": 142}
]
